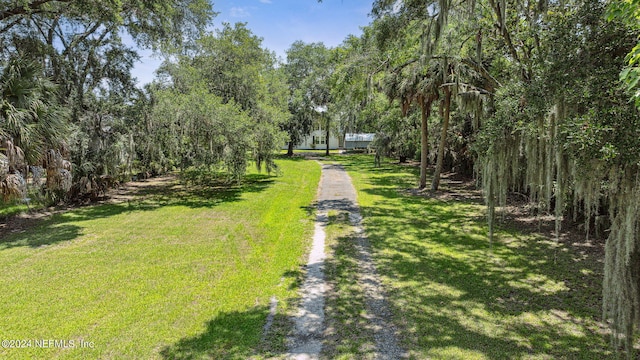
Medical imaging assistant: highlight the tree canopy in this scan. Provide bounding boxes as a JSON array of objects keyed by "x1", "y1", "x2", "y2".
[
  {"x1": 362, "y1": 0, "x2": 640, "y2": 355},
  {"x1": 2, "y1": 0, "x2": 640, "y2": 356},
  {"x1": 282, "y1": 40, "x2": 332, "y2": 155}
]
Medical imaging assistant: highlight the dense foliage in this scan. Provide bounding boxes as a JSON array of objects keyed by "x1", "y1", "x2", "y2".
[
  {"x1": 2, "y1": 0, "x2": 640, "y2": 356},
  {"x1": 153, "y1": 23, "x2": 288, "y2": 177},
  {"x1": 282, "y1": 41, "x2": 332, "y2": 156},
  {"x1": 0, "y1": 1, "x2": 288, "y2": 202},
  {"x1": 352, "y1": 0, "x2": 640, "y2": 355}
]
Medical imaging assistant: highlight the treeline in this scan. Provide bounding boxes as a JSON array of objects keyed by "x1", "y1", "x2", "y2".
[
  {"x1": 324, "y1": 0, "x2": 640, "y2": 355},
  {"x1": 0, "y1": 1, "x2": 300, "y2": 205},
  {"x1": 2, "y1": 0, "x2": 640, "y2": 355}
]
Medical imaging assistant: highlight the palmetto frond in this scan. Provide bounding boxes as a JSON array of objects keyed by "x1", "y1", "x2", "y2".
[{"x1": 0, "y1": 58, "x2": 69, "y2": 165}]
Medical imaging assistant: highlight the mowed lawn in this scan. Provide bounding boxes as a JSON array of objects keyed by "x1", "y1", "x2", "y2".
[
  {"x1": 334, "y1": 155, "x2": 613, "y2": 359},
  {"x1": 0, "y1": 158, "x2": 320, "y2": 359}
]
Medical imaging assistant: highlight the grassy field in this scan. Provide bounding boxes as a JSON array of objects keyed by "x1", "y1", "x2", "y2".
[
  {"x1": 332, "y1": 154, "x2": 613, "y2": 359},
  {"x1": 322, "y1": 208, "x2": 378, "y2": 359},
  {"x1": 279, "y1": 149, "x2": 343, "y2": 156},
  {"x1": 0, "y1": 158, "x2": 320, "y2": 359},
  {"x1": 0, "y1": 203, "x2": 29, "y2": 219},
  {"x1": 0, "y1": 197, "x2": 46, "y2": 219},
  {"x1": 0, "y1": 153, "x2": 616, "y2": 359}
]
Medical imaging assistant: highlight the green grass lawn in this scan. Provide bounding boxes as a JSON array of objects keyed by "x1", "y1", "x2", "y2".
[
  {"x1": 332, "y1": 154, "x2": 613, "y2": 359},
  {"x1": 0, "y1": 157, "x2": 320, "y2": 360},
  {"x1": 0, "y1": 196, "x2": 46, "y2": 219},
  {"x1": 322, "y1": 209, "x2": 378, "y2": 359},
  {"x1": 0, "y1": 203, "x2": 28, "y2": 219},
  {"x1": 279, "y1": 149, "x2": 343, "y2": 156}
]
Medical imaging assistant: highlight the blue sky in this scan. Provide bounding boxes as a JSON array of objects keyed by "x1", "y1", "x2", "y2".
[{"x1": 132, "y1": 0, "x2": 374, "y2": 86}]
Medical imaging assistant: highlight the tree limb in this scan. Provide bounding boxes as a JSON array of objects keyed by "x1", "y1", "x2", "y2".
[
  {"x1": 391, "y1": 57, "x2": 419, "y2": 73},
  {"x1": 62, "y1": 21, "x2": 103, "y2": 57},
  {"x1": 461, "y1": 58, "x2": 501, "y2": 92},
  {"x1": 0, "y1": 0, "x2": 71, "y2": 22},
  {"x1": 441, "y1": 82, "x2": 494, "y2": 96},
  {"x1": 0, "y1": 17, "x2": 22, "y2": 34},
  {"x1": 487, "y1": 0, "x2": 520, "y2": 62}
]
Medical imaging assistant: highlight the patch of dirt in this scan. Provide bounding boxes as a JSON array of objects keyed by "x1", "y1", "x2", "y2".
[
  {"x1": 498, "y1": 204, "x2": 606, "y2": 259},
  {"x1": 402, "y1": 170, "x2": 606, "y2": 259},
  {"x1": 0, "y1": 210, "x2": 58, "y2": 239},
  {"x1": 0, "y1": 175, "x2": 179, "y2": 240},
  {"x1": 401, "y1": 171, "x2": 483, "y2": 203},
  {"x1": 104, "y1": 175, "x2": 179, "y2": 203}
]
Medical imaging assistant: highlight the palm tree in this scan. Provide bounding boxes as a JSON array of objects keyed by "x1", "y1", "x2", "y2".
[
  {"x1": 382, "y1": 58, "x2": 444, "y2": 189},
  {"x1": 0, "y1": 58, "x2": 69, "y2": 164},
  {"x1": 0, "y1": 57, "x2": 69, "y2": 202}
]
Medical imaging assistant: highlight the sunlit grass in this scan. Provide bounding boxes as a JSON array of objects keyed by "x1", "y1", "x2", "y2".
[
  {"x1": 0, "y1": 194, "x2": 47, "y2": 218},
  {"x1": 0, "y1": 203, "x2": 28, "y2": 218},
  {"x1": 279, "y1": 149, "x2": 342, "y2": 155},
  {"x1": 322, "y1": 209, "x2": 377, "y2": 359},
  {"x1": 332, "y1": 154, "x2": 612, "y2": 359},
  {"x1": 0, "y1": 158, "x2": 321, "y2": 359}
]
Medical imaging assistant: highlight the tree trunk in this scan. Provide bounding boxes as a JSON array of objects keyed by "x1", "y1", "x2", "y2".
[
  {"x1": 431, "y1": 87, "x2": 451, "y2": 191},
  {"x1": 325, "y1": 117, "x2": 330, "y2": 156},
  {"x1": 419, "y1": 96, "x2": 431, "y2": 189},
  {"x1": 287, "y1": 140, "x2": 294, "y2": 157},
  {"x1": 487, "y1": 170, "x2": 495, "y2": 247}
]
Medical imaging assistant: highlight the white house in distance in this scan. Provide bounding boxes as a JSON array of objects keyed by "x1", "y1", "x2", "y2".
[
  {"x1": 286, "y1": 127, "x2": 376, "y2": 151},
  {"x1": 284, "y1": 106, "x2": 376, "y2": 150},
  {"x1": 344, "y1": 133, "x2": 375, "y2": 150},
  {"x1": 292, "y1": 120, "x2": 342, "y2": 150},
  {"x1": 286, "y1": 105, "x2": 342, "y2": 150}
]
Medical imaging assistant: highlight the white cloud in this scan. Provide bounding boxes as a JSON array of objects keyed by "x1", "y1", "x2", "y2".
[{"x1": 230, "y1": 7, "x2": 251, "y2": 18}]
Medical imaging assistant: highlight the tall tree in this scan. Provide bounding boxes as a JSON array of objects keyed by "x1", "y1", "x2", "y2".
[
  {"x1": 368, "y1": 0, "x2": 640, "y2": 355},
  {"x1": 372, "y1": 0, "x2": 461, "y2": 189},
  {"x1": 155, "y1": 23, "x2": 288, "y2": 176},
  {"x1": 330, "y1": 31, "x2": 388, "y2": 152},
  {"x1": 0, "y1": 58, "x2": 67, "y2": 163},
  {"x1": 0, "y1": 0, "x2": 215, "y2": 197},
  {"x1": 282, "y1": 41, "x2": 332, "y2": 156},
  {"x1": 472, "y1": 2, "x2": 640, "y2": 354},
  {"x1": 608, "y1": 0, "x2": 640, "y2": 107}
]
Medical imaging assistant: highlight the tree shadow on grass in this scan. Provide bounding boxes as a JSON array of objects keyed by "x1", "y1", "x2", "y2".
[
  {"x1": 375, "y1": 229, "x2": 608, "y2": 355},
  {"x1": 0, "y1": 173, "x2": 275, "y2": 250},
  {"x1": 0, "y1": 224, "x2": 82, "y2": 250},
  {"x1": 159, "y1": 294, "x2": 300, "y2": 359},
  {"x1": 331, "y1": 156, "x2": 613, "y2": 358},
  {"x1": 160, "y1": 306, "x2": 270, "y2": 360},
  {"x1": 322, "y1": 212, "x2": 379, "y2": 359},
  {"x1": 111, "y1": 173, "x2": 275, "y2": 212}
]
